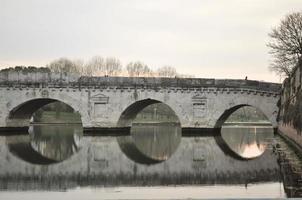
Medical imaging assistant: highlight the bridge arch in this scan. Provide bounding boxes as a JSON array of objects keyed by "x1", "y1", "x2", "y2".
[
  {"x1": 117, "y1": 98, "x2": 182, "y2": 164},
  {"x1": 214, "y1": 104, "x2": 275, "y2": 160},
  {"x1": 214, "y1": 104, "x2": 276, "y2": 129},
  {"x1": 117, "y1": 98, "x2": 181, "y2": 127},
  {"x1": 6, "y1": 98, "x2": 83, "y2": 127}
]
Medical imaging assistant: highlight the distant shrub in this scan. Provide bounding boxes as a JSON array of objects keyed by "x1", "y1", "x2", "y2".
[{"x1": 0, "y1": 66, "x2": 51, "y2": 73}]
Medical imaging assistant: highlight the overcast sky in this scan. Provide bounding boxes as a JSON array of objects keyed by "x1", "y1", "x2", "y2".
[{"x1": 0, "y1": 0, "x2": 301, "y2": 82}]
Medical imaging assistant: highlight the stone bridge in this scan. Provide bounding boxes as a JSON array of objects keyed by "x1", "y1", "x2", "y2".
[{"x1": 0, "y1": 73, "x2": 281, "y2": 130}]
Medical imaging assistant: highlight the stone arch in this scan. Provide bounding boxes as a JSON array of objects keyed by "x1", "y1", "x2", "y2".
[
  {"x1": 213, "y1": 104, "x2": 275, "y2": 161},
  {"x1": 117, "y1": 98, "x2": 181, "y2": 127},
  {"x1": 6, "y1": 98, "x2": 83, "y2": 127},
  {"x1": 214, "y1": 104, "x2": 276, "y2": 129},
  {"x1": 116, "y1": 98, "x2": 182, "y2": 164}
]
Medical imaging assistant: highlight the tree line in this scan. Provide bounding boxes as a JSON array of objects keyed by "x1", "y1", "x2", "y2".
[
  {"x1": 0, "y1": 56, "x2": 193, "y2": 78},
  {"x1": 47, "y1": 56, "x2": 193, "y2": 78}
]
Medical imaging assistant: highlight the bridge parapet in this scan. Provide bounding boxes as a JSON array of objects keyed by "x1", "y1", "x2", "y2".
[
  {"x1": 78, "y1": 77, "x2": 281, "y2": 92},
  {"x1": 0, "y1": 72, "x2": 281, "y2": 93},
  {"x1": 0, "y1": 85, "x2": 280, "y2": 97}
]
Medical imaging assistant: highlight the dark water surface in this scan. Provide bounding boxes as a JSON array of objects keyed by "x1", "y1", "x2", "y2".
[{"x1": 1, "y1": 123, "x2": 302, "y2": 199}]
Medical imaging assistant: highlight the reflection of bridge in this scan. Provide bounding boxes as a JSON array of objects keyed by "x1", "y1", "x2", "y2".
[
  {"x1": 0, "y1": 74, "x2": 281, "y2": 129},
  {"x1": 0, "y1": 136, "x2": 280, "y2": 189}
]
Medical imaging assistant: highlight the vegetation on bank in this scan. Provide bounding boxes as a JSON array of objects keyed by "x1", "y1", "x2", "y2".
[
  {"x1": 281, "y1": 91, "x2": 302, "y2": 132},
  {"x1": 0, "y1": 66, "x2": 50, "y2": 73},
  {"x1": 267, "y1": 11, "x2": 302, "y2": 133}
]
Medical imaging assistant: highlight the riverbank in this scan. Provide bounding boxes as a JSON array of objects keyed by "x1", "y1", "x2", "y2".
[{"x1": 278, "y1": 124, "x2": 302, "y2": 155}]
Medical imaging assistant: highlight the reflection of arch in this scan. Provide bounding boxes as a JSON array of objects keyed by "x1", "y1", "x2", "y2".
[
  {"x1": 214, "y1": 132, "x2": 251, "y2": 161},
  {"x1": 214, "y1": 104, "x2": 272, "y2": 129},
  {"x1": 118, "y1": 135, "x2": 163, "y2": 164},
  {"x1": 214, "y1": 129, "x2": 272, "y2": 161},
  {"x1": 7, "y1": 98, "x2": 82, "y2": 127},
  {"x1": 117, "y1": 99, "x2": 182, "y2": 165},
  {"x1": 6, "y1": 135, "x2": 58, "y2": 165},
  {"x1": 6, "y1": 124, "x2": 83, "y2": 165},
  {"x1": 118, "y1": 125, "x2": 181, "y2": 165},
  {"x1": 117, "y1": 98, "x2": 180, "y2": 127}
]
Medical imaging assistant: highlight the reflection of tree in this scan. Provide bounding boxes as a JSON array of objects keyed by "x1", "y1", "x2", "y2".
[{"x1": 29, "y1": 125, "x2": 82, "y2": 161}]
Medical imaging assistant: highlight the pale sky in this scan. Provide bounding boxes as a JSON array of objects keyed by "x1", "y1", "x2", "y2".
[{"x1": 0, "y1": 0, "x2": 301, "y2": 83}]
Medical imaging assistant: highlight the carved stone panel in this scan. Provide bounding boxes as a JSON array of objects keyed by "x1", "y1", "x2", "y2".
[
  {"x1": 91, "y1": 94, "x2": 109, "y2": 119},
  {"x1": 91, "y1": 94, "x2": 109, "y2": 103},
  {"x1": 192, "y1": 95, "x2": 207, "y2": 118}
]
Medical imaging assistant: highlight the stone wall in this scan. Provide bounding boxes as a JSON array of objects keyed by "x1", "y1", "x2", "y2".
[
  {"x1": 279, "y1": 60, "x2": 302, "y2": 144},
  {"x1": 0, "y1": 70, "x2": 79, "y2": 83},
  {"x1": 279, "y1": 124, "x2": 302, "y2": 148}
]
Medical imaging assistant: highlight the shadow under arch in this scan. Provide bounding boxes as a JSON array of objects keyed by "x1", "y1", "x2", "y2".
[
  {"x1": 117, "y1": 98, "x2": 163, "y2": 127},
  {"x1": 215, "y1": 104, "x2": 253, "y2": 129},
  {"x1": 117, "y1": 98, "x2": 182, "y2": 165},
  {"x1": 117, "y1": 98, "x2": 182, "y2": 129},
  {"x1": 7, "y1": 98, "x2": 82, "y2": 127},
  {"x1": 213, "y1": 104, "x2": 273, "y2": 161}
]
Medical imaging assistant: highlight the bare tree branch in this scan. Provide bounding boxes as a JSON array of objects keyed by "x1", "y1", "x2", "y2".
[{"x1": 267, "y1": 11, "x2": 302, "y2": 76}]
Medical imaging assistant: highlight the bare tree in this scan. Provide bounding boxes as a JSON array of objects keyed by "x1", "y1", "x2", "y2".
[
  {"x1": 157, "y1": 66, "x2": 177, "y2": 77},
  {"x1": 46, "y1": 56, "x2": 195, "y2": 78},
  {"x1": 47, "y1": 58, "x2": 81, "y2": 74},
  {"x1": 126, "y1": 61, "x2": 151, "y2": 77},
  {"x1": 85, "y1": 56, "x2": 105, "y2": 76},
  {"x1": 105, "y1": 57, "x2": 122, "y2": 76},
  {"x1": 143, "y1": 65, "x2": 152, "y2": 77},
  {"x1": 267, "y1": 11, "x2": 302, "y2": 77},
  {"x1": 73, "y1": 59, "x2": 85, "y2": 75}
]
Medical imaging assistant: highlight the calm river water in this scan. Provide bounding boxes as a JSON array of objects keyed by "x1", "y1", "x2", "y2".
[{"x1": 0, "y1": 122, "x2": 301, "y2": 199}]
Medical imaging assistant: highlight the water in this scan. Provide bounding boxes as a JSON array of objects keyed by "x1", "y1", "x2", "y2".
[
  {"x1": 0, "y1": 123, "x2": 301, "y2": 198},
  {"x1": 0, "y1": 184, "x2": 285, "y2": 199},
  {"x1": 220, "y1": 126, "x2": 274, "y2": 159},
  {"x1": 6, "y1": 125, "x2": 82, "y2": 164},
  {"x1": 117, "y1": 123, "x2": 181, "y2": 164}
]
